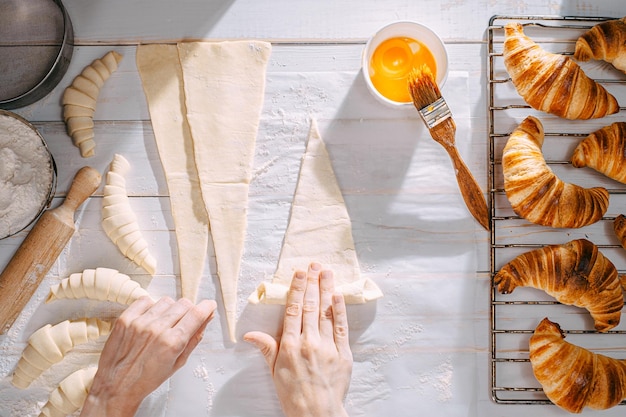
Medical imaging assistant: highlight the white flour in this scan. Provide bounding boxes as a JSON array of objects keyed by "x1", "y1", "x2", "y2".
[{"x1": 0, "y1": 113, "x2": 53, "y2": 238}]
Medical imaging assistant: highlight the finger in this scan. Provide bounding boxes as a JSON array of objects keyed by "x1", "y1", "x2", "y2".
[
  {"x1": 302, "y1": 262, "x2": 322, "y2": 336},
  {"x1": 116, "y1": 296, "x2": 155, "y2": 324},
  {"x1": 243, "y1": 331, "x2": 279, "y2": 374},
  {"x1": 131, "y1": 296, "x2": 176, "y2": 329},
  {"x1": 282, "y1": 270, "x2": 307, "y2": 338},
  {"x1": 319, "y1": 269, "x2": 335, "y2": 340},
  {"x1": 169, "y1": 299, "x2": 217, "y2": 340},
  {"x1": 150, "y1": 298, "x2": 199, "y2": 329},
  {"x1": 111, "y1": 296, "x2": 156, "y2": 338},
  {"x1": 173, "y1": 301, "x2": 217, "y2": 370},
  {"x1": 332, "y1": 293, "x2": 352, "y2": 359}
]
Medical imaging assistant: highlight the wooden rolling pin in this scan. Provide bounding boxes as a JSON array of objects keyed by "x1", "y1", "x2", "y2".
[{"x1": 0, "y1": 166, "x2": 101, "y2": 334}]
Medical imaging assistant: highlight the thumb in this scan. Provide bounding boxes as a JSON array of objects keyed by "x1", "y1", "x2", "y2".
[{"x1": 244, "y1": 331, "x2": 279, "y2": 373}]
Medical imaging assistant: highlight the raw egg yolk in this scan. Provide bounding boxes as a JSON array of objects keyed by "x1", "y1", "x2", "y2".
[{"x1": 369, "y1": 37, "x2": 437, "y2": 103}]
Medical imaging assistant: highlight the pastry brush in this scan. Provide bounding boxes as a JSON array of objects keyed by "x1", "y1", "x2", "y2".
[{"x1": 408, "y1": 65, "x2": 489, "y2": 231}]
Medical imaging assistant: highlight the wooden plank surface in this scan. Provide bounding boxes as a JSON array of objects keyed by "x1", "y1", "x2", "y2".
[{"x1": 1, "y1": 2, "x2": 626, "y2": 417}]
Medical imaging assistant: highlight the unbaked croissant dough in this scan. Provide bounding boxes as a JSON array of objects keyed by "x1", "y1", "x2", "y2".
[
  {"x1": 102, "y1": 154, "x2": 157, "y2": 274},
  {"x1": 46, "y1": 267, "x2": 149, "y2": 304},
  {"x1": 502, "y1": 116, "x2": 609, "y2": 228},
  {"x1": 530, "y1": 318, "x2": 626, "y2": 413},
  {"x1": 249, "y1": 121, "x2": 383, "y2": 304},
  {"x1": 12, "y1": 318, "x2": 111, "y2": 389},
  {"x1": 177, "y1": 41, "x2": 272, "y2": 342},
  {"x1": 136, "y1": 44, "x2": 209, "y2": 304},
  {"x1": 62, "y1": 51, "x2": 123, "y2": 157},
  {"x1": 503, "y1": 22, "x2": 619, "y2": 120},
  {"x1": 39, "y1": 366, "x2": 97, "y2": 417}
]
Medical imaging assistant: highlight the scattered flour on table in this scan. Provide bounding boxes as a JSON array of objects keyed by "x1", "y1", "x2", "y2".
[
  {"x1": 193, "y1": 360, "x2": 217, "y2": 412},
  {"x1": 0, "y1": 113, "x2": 53, "y2": 237},
  {"x1": 418, "y1": 357, "x2": 453, "y2": 402}
]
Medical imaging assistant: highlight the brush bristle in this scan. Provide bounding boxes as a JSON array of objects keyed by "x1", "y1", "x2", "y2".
[{"x1": 407, "y1": 65, "x2": 442, "y2": 110}]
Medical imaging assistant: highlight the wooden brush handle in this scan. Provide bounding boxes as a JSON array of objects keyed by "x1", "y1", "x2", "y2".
[
  {"x1": 445, "y1": 146, "x2": 490, "y2": 231},
  {"x1": 0, "y1": 166, "x2": 101, "y2": 333}
]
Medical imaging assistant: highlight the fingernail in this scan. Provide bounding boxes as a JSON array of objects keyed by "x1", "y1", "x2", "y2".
[
  {"x1": 310, "y1": 262, "x2": 321, "y2": 271},
  {"x1": 294, "y1": 271, "x2": 306, "y2": 280},
  {"x1": 321, "y1": 270, "x2": 333, "y2": 280}
]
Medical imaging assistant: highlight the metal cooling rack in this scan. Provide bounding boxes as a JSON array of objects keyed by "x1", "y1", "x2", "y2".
[{"x1": 488, "y1": 15, "x2": 626, "y2": 406}]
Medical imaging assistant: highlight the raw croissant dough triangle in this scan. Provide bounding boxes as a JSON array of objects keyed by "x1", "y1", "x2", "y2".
[
  {"x1": 249, "y1": 121, "x2": 383, "y2": 304},
  {"x1": 177, "y1": 41, "x2": 272, "y2": 342},
  {"x1": 136, "y1": 44, "x2": 209, "y2": 303}
]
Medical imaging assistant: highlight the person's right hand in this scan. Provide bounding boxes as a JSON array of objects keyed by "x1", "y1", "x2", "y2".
[
  {"x1": 80, "y1": 296, "x2": 217, "y2": 417},
  {"x1": 245, "y1": 263, "x2": 352, "y2": 417}
]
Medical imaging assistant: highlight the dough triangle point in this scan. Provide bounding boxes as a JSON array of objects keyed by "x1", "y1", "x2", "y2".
[{"x1": 249, "y1": 120, "x2": 383, "y2": 304}]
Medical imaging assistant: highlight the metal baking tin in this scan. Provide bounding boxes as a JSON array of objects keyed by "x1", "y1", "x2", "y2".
[
  {"x1": 0, "y1": 0, "x2": 74, "y2": 109},
  {"x1": 0, "y1": 109, "x2": 57, "y2": 239}
]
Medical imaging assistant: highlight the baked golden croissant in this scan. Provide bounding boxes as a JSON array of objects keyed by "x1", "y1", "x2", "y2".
[
  {"x1": 614, "y1": 214, "x2": 626, "y2": 250},
  {"x1": 494, "y1": 239, "x2": 624, "y2": 332},
  {"x1": 530, "y1": 318, "x2": 626, "y2": 413},
  {"x1": 503, "y1": 22, "x2": 619, "y2": 119},
  {"x1": 574, "y1": 17, "x2": 626, "y2": 73},
  {"x1": 571, "y1": 122, "x2": 626, "y2": 183},
  {"x1": 503, "y1": 116, "x2": 609, "y2": 228}
]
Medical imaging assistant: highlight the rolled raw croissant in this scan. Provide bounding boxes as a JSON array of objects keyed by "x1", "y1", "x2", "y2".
[
  {"x1": 503, "y1": 116, "x2": 609, "y2": 228},
  {"x1": 102, "y1": 154, "x2": 157, "y2": 275},
  {"x1": 530, "y1": 318, "x2": 626, "y2": 413},
  {"x1": 46, "y1": 267, "x2": 150, "y2": 305},
  {"x1": 39, "y1": 367, "x2": 97, "y2": 417},
  {"x1": 571, "y1": 122, "x2": 626, "y2": 183},
  {"x1": 62, "y1": 50, "x2": 123, "y2": 158},
  {"x1": 12, "y1": 318, "x2": 111, "y2": 389},
  {"x1": 503, "y1": 22, "x2": 619, "y2": 119},
  {"x1": 574, "y1": 17, "x2": 626, "y2": 73},
  {"x1": 494, "y1": 239, "x2": 625, "y2": 332}
]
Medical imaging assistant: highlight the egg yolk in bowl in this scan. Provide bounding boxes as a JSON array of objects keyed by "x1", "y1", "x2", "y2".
[{"x1": 368, "y1": 36, "x2": 437, "y2": 103}]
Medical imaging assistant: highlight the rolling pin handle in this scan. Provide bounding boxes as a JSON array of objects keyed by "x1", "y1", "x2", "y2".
[{"x1": 62, "y1": 166, "x2": 102, "y2": 212}]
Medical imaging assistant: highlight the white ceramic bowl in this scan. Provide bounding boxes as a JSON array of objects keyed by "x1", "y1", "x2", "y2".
[{"x1": 362, "y1": 21, "x2": 449, "y2": 108}]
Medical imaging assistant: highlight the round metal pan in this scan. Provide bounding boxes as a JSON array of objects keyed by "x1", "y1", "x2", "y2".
[
  {"x1": 0, "y1": 109, "x2": 57, "y2": 239},
  {"x1": 0, "y1": 0, "x2": 74, "y2": 109}
]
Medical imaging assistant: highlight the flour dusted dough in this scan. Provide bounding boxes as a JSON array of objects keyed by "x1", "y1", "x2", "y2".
[
  {"x1": 102, "y1": 154, "x2": 157, "y2": 274},
  {"x1": 249, "y1": 121, "x2": 383, "y2": 304},
  {"x1": 177, "y1": 41, "x2": 272, "y2": 342},
  {"x1": 62, "y1": 51, "x2": 123, "y2": 157},
  {"x1": 12, "y1": 318, "x2": 111, "y2": 389},
  {"x1": 46, "y1": 267, "x2": 149, "y2": 305},
  {"x1": 39, "y1": 367, "x2": 97, "y2": 417},
  {"x1": 136, "y1": 44, "x2": 209, "y2": 303}
]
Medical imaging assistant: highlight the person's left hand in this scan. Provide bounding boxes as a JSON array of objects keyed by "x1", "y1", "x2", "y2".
[{"x1": 80, "y1": 296, "x2": 217, "y2": 417}]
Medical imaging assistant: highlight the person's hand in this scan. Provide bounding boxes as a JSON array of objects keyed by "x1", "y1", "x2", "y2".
[
  {"x1": 80, "y1": 296, "x2": 217, "y2": 417},
  {"x1": 244, "y1": 262, "x2": 352, "y2": 417}
]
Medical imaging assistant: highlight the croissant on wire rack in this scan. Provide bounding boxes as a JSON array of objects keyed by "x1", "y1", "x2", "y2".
[
  {"x1": 571, "y1": 122, "x2": 626, "y2": 183},
  {"x1": 494, "y1": 238, "x2": 625, "y2": 332},
  {"x1": 502, "y1": 116, "x2": 609, "y2": 228},
  {"x1": 503, "y1": 22, "x2": 619, "y2": 119},
  {"x1": 574, "y1": 17, "x2": 626, "y2": 73},
  {"x1": 614, "y1": 214, "x2": 626, "y2": 250},
  {"x1": 530, "y1": 318, "x2": 626, "y2": 413}
]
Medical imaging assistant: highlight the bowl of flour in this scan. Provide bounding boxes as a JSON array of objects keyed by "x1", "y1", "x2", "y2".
[{"x1": 0, "y1": 110, "x2": 55, "y2": 239}]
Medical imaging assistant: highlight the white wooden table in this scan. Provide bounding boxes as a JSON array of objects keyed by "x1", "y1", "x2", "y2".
[{"x1": 1, "y1": 1, "x2": 626, "y2": 416}]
